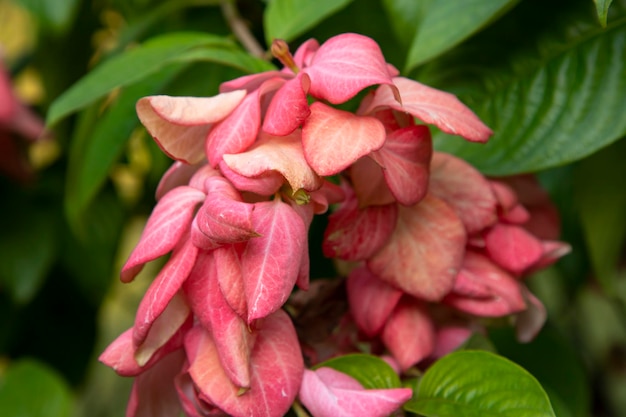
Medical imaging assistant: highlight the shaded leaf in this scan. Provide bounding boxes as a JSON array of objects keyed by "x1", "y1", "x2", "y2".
[
  {"x1": 264, "y1": 0, "x2": 354, "y2": 45},
  {"x1": 405, "y1": 350, "x2": 556, "y2": 417},
  {"x1": 15, "y1": 0, "x2": 80, "y2": 34},
  {"x1": 595, "y1": 0, "x2": 614, "y2": 27},
  {"x1": 0, "y1": 207, "x2": 56, "y2": 304},
  {"x1": 404, "y1": 0, "x2": 518, "y2": 71},
  {"x1": 573, "y1": 137, "x2": 626, "y2": 294},
  {"x1": 381, "y1": 0, "x2": 432, "y2": 48},
  {"x1": 314, "y1": 353, "x2": 402, "y2": 389},
  {"x1": 0, "y1": 359, "x2": 73, "y2": 417}
]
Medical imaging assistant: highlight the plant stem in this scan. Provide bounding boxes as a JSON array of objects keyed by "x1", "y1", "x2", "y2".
[
  {"x1": 292, "y1": 400, "x2": 311, "y2": 417},
  {"x1": 220, "y1": 0, "x2": 266, "y2": 59}
]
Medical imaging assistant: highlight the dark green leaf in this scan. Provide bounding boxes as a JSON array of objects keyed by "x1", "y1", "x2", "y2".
[
  {"x1": 264, "y1": 0, "x2": 354, "y2": 44},
  {"x1": 46, "y1": 32, "x2": 234, "y2": 126},
  {"x1": 381, "y1": 0, "x2": 433, "y2": 48},
  {"x1": 0, "y1": 359, "x2": 73, "y2": 417},
  {"x1": 0, "y1": 207, "x2": 56, "y2": 305},
  {"x1": 403, "y1": 0, "x2": 518, "y2": 71},
  {"x1": 430, "y1": 0, "x2": 626, "y2": 175},
  {"x1": 314, "y1": 353, "x2": 402, "y2": 389},
  {"x1": 14, "y1": 0, "x2": 81, "y2": 34},
  {"x1": 405, "y1": 350, "x2": 555, "y2": 417},
  {"x1": 595, "y1": 0, "x2": 614, "y2": 27},
  {"x1": 459, "y1": 332, "x2": 497, "y2": 352},
  {"x1": 490, "y1": 326, "x2": 591, "y2": 417},
  {"x1": 573, "y1": 137, "x2": 626, "y2": 294},
  {"x1": 62, "y1": 190, "x2": 126, "y2": 306}
]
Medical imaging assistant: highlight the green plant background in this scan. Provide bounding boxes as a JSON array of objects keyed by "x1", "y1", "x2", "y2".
[{"x1": 0, "y1": 0, "x2": 625, "y2": 416}]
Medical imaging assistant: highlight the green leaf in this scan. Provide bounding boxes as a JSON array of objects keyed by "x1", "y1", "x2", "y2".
[
  {"x1": 381, "y1": 0, "x2": 433, "y2": 48},
  {"x1": 14, "y1": 0, "x2": 81, "y2": 34},
  {"x1": 0, "y1": 359, "x2": 73, "y2": 417},
  {"x1": 459, "y1": 332, "x2": 497, "y2": 352},
  {"x1": 489, "y1": 326, "x2": 591, "y2": 417},
  {"x1": 403, "y1": 0, "x2": 518, "y2": 71},
  {"x1": 430, "y1": 0, "x2": 626, "y2": 175},
  {"x1": 0, "y1": 206, "x2": 56, "y2": 305},
  {"x1": 313, "y1": 354, "x2": 402, "y2": 389},
  {"x1": 174, "y1": 47, "x2": 276, "y2": 73},
  {"x1": 405, "y1": 350, "x2": 555, "y2": 417},
  {"x1": 573, "y1": 137, "x2": 626, "y2": 295},
  {"x1": 64, "y1": 64, "x2": 184, "y2": 229},
  {"x1": 46, "y1": 32, "x2": 234, "y2": 126},
  {"x1": 62, "y1": 190, "x2": 126, "y2": 306},
  {"x1": 595, "y1": 0, "x2": 614, "y2": 27},
  {"x1": 264, "y1": 0, "x2": 354, "y2": 45}
]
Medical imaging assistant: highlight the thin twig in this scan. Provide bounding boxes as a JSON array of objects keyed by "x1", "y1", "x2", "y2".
[
  {"x1": 292, "y1": 400, "x2": 311, "y2": 417},
  {"x1": 220, "y1": 0, "x2": 266, "y2": 58}
]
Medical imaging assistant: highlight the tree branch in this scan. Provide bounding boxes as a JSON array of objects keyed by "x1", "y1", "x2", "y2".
[{"x1": 220, "y1": 0, "x2": 266, "y2": 59}]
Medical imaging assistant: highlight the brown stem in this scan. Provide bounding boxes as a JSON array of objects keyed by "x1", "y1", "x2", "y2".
[{"x1": 220, "y1": 0, "x2": 266, "y2": 59}]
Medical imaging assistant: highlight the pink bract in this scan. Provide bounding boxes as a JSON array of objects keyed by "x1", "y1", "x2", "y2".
[{"x1": 299, "y1": 367, "x2": 412, "y2": 417}]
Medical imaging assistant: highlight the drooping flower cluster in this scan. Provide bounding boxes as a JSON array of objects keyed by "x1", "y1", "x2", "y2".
[{"x1": 100, "y1": 33, "x2": 569, "y2": 417}]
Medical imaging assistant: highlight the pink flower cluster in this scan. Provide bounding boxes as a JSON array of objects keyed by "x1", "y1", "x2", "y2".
[{"x1": 100, "y1": 33, "x2": 569, "y2": 417}]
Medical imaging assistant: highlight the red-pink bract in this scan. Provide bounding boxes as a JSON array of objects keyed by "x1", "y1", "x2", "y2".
[
  {"x1": 241, "y1": 199, "x2": 306, "y2": 322},
  {"x1": 368, "y1": 194, "x2": 466, "y2": 301},
  {"x1": 185, "y1": 310, "x2": 303, "y2": 417}
]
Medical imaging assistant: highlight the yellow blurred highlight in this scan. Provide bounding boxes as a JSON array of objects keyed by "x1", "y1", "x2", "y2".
[
  {"x1": 90, "y1": 9, "x2": 126, "y2": 67},
  {"x1": 110, "y1": 129, "x2": 153, "y2": 205},
  {"x1": 0, "y1": 1, "x2": 36, "y2": 63},
  {"x1": 13, "y1": 66, "x2": 45, "y2": 104},
  {"x1": 29, "y1": 138, "x2": 61, "y2": 170}
]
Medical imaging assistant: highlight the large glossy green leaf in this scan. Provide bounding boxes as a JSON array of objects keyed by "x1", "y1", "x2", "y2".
[
  {"x1": 0, "y1": 359, "x2": 73, "y2": 417},
  {"x1": 573, "y1": 137, "x2": 626, "y2": 295},
  {"x1": 313, "y1": 354, "x2": 402, "y2": 389},
  {"x1": 46, "y1": 32, "x2": 233, "y2": 126},
  {"x1": 401, "y1": 0, "x2": 518, "y2": 71},
  {"x1": 264, "y1": 0, "x2": 354, "y2": 45},
  {"x1": 405, "y1": 350, "x2": 555, "y2": 417},
  {"x1": 430, "y1": 0, "x2": 626, "y2": 175}
]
